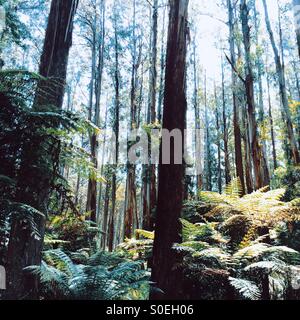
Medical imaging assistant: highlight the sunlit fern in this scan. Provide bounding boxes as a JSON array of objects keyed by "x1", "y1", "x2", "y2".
[
  {"x1": 180, "y1": 218, "x2": 228, "y2": 244},
  {"x1": 229, "y1": 277, "x2": 261, "y2": 300},
  {"x1": 117, "y1": 229, "x2": 154, "y2": 260},
  {"x1": 202, "y1": 182, "x2": 300, "y2": 230}
]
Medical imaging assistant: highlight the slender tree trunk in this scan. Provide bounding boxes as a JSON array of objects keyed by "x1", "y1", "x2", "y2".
[
  {"x1": 253, "y1": 1, "x2": 270, "y2": 181},
  {"x1": 97, "y1": 101, "x2": 109, "y2": 223},
  {"x1": 124, "y1": 0, "x2": 139, "y2": 239},
  {"x1": 158, "y1": 6, "x2": 166, "y2": 124},
  {"x1": 148, "y1": 0, "x2": 158, "y2": 124},
  {"x1": 240, "y1": 0, "x2": 270, "y2": 189},
  {"x1": 293, "y1": 0, "x2": 300, "y2": 61},
  {"x1": 293, "y1": 60, "x2": 300, "y2": 149},
  {"x1": 150, "y1": 0, "x2": 189, "y2": 300},
  {"x1": 143, "y1": 0, "x2": 158, "y2": 231},
  {"x1": 227, "y1": 0, "x2": 245, "y2": 195},
  {"x1": 101, "y1": 175, "x2": 111, "y2": 249},
  {"x1": 108, "y1": 12, "x2": 120, "y2": 252},
  {"x1": 204, "y1": 71, "x2": 212, "y2": 191},
  {"x1": 6, "y1": 0, "x2": 78, "y2": 299},
  {"x1": 243, "y1": 107, "x2": 254, "y2": 194},
  {"x1": 193, "y1": 37, "x2": 202, "y2": 193},
  {"x1": 263, "y1": 0, "x2": 300, "y2": 165},
  {"x1": 74, "y1": 172, "x2": 81, "y2": 206},
  {"x1": 221, "y1": 58, "x2": 231, "y2": 184},
  {"x1": 85, "y1": 7, "x2": 97, "y2": 218},
  {"x1": 266, "y1": 70, "x2": 278, "y2": 170},
  {"x1": 124, "y1": 166, "x2": 137, "y2": 238},
  {"x1": 86, "y1": 0, "x2": 106, "y2": 222},
  {"x1": 214, "y1": 84, "x2": 222, "y2": 193}
]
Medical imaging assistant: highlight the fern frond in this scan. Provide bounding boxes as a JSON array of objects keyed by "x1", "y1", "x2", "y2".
[
  {"x1": 135, "y1": 229, "x2": 154, "y2": 240},
  {"x1": 234, "y1": 243, "x2": 270, "y2": 261},
  {"x1": 192, "y1": 248, "x2": 232, "y2": 269},
  {"x1": 229, "y1": 277, "x2": 261, "y2": 300},
  {"x1": 175, "y1": 241, "x2": 209, "y2": 252},
  {"x1": 244, "y1": 261, "x2": 286, "y2": 274},
  {"x1": 43, "y1": 249, "x2": 79, "y2": 278},
  {"x1": 224, "y1": 178, "x2": 243, "y2": 198}
]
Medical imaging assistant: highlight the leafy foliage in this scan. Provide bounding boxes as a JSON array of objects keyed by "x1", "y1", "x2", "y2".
[
  {"x1": 47, "y1": 211, "x2": 99, "y2": 251},
  {"x1": 0, "y1": 70, "x2": 93, "y2": 267},
  {"x1": 117, "y1": 229, "x2": 154, "y2": 260},
  {"x1": 171, "y1": 179, "x2": 300, "y2": 300},
  {"x1": 26, "y1": 249, "x2": 150, "y2": 300},
  {"x1": 229, "y1": 277, "x2": 261, "y2": 300}
]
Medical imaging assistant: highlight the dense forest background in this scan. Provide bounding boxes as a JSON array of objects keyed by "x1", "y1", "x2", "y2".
[{"x1": 1, "y1": 0, "x2": 300, "y2": 300}]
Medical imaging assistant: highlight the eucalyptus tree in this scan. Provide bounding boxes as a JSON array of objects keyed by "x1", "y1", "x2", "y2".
[
  {"x1": 6, "y1": 0, "x2": 79, "y2": 299},
  {"x1": 151, "y1": 0, "x2": 189, "y2": 300}
]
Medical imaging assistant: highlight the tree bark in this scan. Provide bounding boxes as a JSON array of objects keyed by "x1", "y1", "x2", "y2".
[
  {"x1": 86, "y1": 0, "x2": 106, "y2": 222},
  {"x1": 221, "y1": 57, "x2": 231, "y2": 184},
  {"x1": 143, "y1": 0, "x2": 158, "y2": 231},
  {"x1": 253, "y1": 1, "x2": 270, "y2": 183},
  {"x1": 266, "y1": 69, "x2": 278, "y2": 170},
  {"x1": 150, "y1": 0, "x2": 189, "y2": 300},
  {"x1": 157, "y1": 6, "x2": 166, "y2": 124},
  {"x1": 293, "y1": 0, "x2": 300, "y2": 61},
  {"x1": 263, "y1": 0, "x2": 300, "y2": 165},
  {"x1": 6, "y1": 0, "x2": 78, "y2": 299},
  {"x1": 214, "y1": 83, "x2": 222, "y2": 193},
  {"x1": 108, "y1": 9, "x2": 120, "y2": 251},
  {"x1": 240, "y1": 0, "x2": 270, "y2": 189},
  {"x1": 204, "y1": 71, "x2": 212, "y2": 191},
  {"x1": 227, "y1": 0, "x2": 245, "y2": 195},
  {"x1": 193, "y1": 37, "x2": 203, "y2": 193},
  {"x1": 124, "y1": 0, "x2": 140, "y2": 239}
]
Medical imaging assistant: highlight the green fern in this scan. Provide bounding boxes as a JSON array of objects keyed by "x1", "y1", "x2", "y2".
[
  {"x1": 135, "y1": 229, "x2": 154, "y2": 240},
  {"x1": 229, "y1": 277, "x2": 261, "y2": 300},
  {"x1": 26, "y1": 249, "x2": 150, "y2": 300}
]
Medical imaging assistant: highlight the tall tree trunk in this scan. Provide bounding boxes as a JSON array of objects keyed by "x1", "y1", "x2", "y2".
[
  {"x1": 124, "y1": 0, "x2": 139, "y2": 239},
  {"x1": 263, "y1": 0, "x2": 300, "y2": 165},
  {"x1": 86, "y1": 0, "x2": 106, "y2": 222},
  {"x1": 193, "y1": 37, "x2": 202, "y2": 193},
  {"x1": 148, "y1": 0, "x2": 158, "y2": 124},
  {"x1": 214, "y1": 83, "x2": 222, "y2": 193},
  {"x1": 227, "y1": 0, "x2": 245, "y2": 195},
  {"x1": 6, "y1": 0, "x2": 78, "y2": 299},
  {"x1": 204, "y1": 71, "x2": 212, "y2": 191},
  {"x1": 253, "y1": 1, "x2": 270, "y2": 182},
  {"x1": 240, "y1": 0, "x2": 270, "y2": 189},
  {"x1": 293, "y1": 0, "x2": 300, "y2": 61},
  {"x1": 221, "y1": 57, "x2": 231, "y2": 184},
  {"x1": 292, "y1": 60, "x2": 300, "y2": 150},
  {"x1": 157, "y1": 5, "x2": 166, "y2": 124},
  {"x1": 124, "y1": 166, "x2": 137, "y2": 238},
  {"x1": 143, "y1": 0, "x2": 158, "y2": 231},
  {"x1": 108, "y1": 10, "x2": 120, "y2": 252},
  {"x1": 243, "y1": 106, "x2": 254, "y2": 194},
  {"x1": 266, "y1": 69, "x2": 278, "y2": 170},
  {"x1": 101, "y1": 174, "x2": 111, "y2": 249},
  {"x1": 150, "y1": 0, "x2": 189, "y2": 300},
  {"x1": 97, "y1": 100, "x2": 109, "y2": 223}
]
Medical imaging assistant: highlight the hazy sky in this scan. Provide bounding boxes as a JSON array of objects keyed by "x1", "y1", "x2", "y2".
[{"x1": 191, "y1": 0, "x2": 294, "y2": 80}]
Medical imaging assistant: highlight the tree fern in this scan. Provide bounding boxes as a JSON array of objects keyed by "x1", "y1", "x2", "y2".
[
  {"x1": 229, "y1": 277, "x2": 261, "y2": 300},
  {"x1": 26, "y1": 249, "x2": 150, "y2": 300}
]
